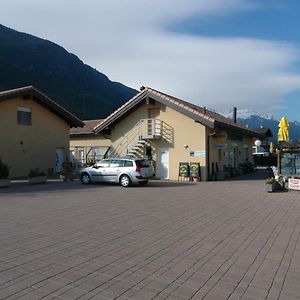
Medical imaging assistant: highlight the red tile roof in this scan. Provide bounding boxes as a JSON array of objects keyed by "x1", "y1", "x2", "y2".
[
  {"x1": 0, "y1": 86, "x2": 83, "y2": 127},
  {"x1": 70, "y1": 119, "x2": 104, "y2": 135},
  {"x1": 94, "y1": 86, "x2": 264, "y2": 138}
]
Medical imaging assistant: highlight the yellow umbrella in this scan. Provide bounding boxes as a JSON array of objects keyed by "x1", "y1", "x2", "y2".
[{"x1": 278, "y1": 117, "x2": 289, "y2": 142}]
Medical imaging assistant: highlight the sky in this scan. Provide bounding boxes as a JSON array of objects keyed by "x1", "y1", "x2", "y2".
[{"x1": 1, "y1": 0, "x2": 300, "y2": 121}]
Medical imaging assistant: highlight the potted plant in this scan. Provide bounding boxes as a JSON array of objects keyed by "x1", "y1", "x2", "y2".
[
  {"x1": 28, "y1": 168, "x2": 47, "y2": 184},
  {"x1": 265, "y1": 177, "x2": 276, "y2": 192},
  {"x1": 0, "y1": 158, "x2": 10, "y2": 187},
  {"x1": 60, "y1": 159, "x2": 75, "y2": 181}
]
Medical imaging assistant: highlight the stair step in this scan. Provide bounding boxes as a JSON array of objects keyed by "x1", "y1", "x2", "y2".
[{"x1": 136, "y1": 140, "x2": 146, "y2": 145}]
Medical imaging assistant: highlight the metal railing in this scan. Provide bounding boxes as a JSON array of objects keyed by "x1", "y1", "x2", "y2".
[{"x1": 107, "y1": 119, "x2": 172, "y2": 158}]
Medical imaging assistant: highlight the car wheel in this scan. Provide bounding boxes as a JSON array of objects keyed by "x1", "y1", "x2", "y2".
[
  {"x1": 81, "y1": 173, "x2": 91, "y2": 184},
  {"x1": 139, "y1": 180, "x2": 148, "y2": 186},
  {"x1": 120, "y1": 174, "x2": 131, "y2": 187}
]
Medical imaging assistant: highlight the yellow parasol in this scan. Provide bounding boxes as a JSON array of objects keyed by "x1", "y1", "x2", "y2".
[{"x1": 278, "y1": 117, "x2": 289, "y2": 142}]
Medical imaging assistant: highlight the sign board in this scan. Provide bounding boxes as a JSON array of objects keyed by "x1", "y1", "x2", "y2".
[
  {"x1": 288, "y1": 178, "x2": 300, "y2": 190},
  {"x1": 215, "y1": 144, "x2": 227, "y2": 149},
  {"x1": 189, "y1": 150, "x2": 206, "y2": 157},
  {"x1": 190, "y1": 162, "x2": 200, "y2": 177},
  {"x1": 179, "y1": 162, "x2": 189, "y2": 177}
]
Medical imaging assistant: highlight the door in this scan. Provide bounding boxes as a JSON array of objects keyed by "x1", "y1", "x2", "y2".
[
  {"x1": 90, "y1": 159, "x2": 111, "y2": 182},
  {"x1": 231, "y1": 146, "x2": 238, "y2": 168},
  {"x1": 159, "y1": 149, "x2": 169, "y2": 179},
  {"x1": 55, "y1": 148, "x2": 64, "y2": 173}
]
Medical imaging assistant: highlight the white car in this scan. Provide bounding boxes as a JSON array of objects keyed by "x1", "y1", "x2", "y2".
[{"x1": 80, "y1": 158, "x2": 154, "y2": 187}]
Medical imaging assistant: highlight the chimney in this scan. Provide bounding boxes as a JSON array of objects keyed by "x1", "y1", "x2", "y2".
[
  {"x1": 233, "y1": 107, "x2": 237, "y2": 123},
  {"x1": 203, "y1": 106, "x2": 206, "y2": 114}
]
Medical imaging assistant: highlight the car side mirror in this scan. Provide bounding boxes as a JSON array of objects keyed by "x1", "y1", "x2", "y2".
[{"x1": 92, "y1": 165, "x2": 99, "y2": 169}]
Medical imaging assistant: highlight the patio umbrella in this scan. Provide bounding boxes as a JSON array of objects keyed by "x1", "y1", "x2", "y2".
[{"x1": 278, "y1": 117, "x2": 289, "y2": 142}]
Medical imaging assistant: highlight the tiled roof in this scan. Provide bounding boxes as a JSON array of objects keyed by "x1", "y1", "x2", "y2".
[
  {"x1": 253, "y1": 127, "x2": 273, "y2": 137},
  {"x1": 0, "y1": 86, "x2": 84, "y2": 127},
  {"x1": 70, "y1": 119, "x2": 104, "y2": 135},
  {"x1": 94, "y1": 86, "x2": 264, "y2": 138}
]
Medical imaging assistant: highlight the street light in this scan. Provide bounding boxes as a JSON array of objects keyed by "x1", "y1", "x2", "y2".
[{"x1": 254, "y1": 140, "x2": 261, "y2": 147}]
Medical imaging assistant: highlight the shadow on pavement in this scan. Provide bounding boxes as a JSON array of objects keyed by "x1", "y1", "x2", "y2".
[
  {"x1": 227, "y1": 169, "x2": 270, "y2": 181},
  {"x1": 0, "y1": 170, "x2": 270, "y2": 195}
]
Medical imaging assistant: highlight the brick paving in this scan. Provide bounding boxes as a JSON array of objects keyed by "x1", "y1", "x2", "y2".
[{"x1": 0, "y1": 172, "x2": 300, "y2": 299}]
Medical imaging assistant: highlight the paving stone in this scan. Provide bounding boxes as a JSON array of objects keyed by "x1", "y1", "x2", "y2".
[{"x1": 0, "y1": 172, "x2": 299, "y2": 300}]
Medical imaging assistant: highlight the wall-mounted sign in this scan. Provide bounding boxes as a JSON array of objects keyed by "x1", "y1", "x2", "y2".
[
  {"x1": 189, "y1": 150, "x2": 206, "y2": 157},
  {"x1": 215, "y1": 144, "x2": 227, "y2": 149},
  {"x1": 179, "y1": 162, "x2": 189, "y2": 177}
]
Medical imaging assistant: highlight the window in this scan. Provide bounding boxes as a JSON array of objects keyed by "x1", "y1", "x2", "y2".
[
  {"x1": 124, "y1": 160, "x2": 134, "y2": 167},
  {"x1": 218, "y1": 149, "x2": 222, "y2": 161},
  {"x1": 109, "y1": 160, "x2": 124, "y2": 167},
  {"x1": 97, "y1": 160, "x2": 110, "y2": 168},
  {"x1": 243, "y1": 146, "x2": 249, "y2": 161},
  {"x1": 17, "y1": 107, "x2": 31, "y2": 125},
  {"x1": 136, "y1": 160, "x2": 150, "y2": 168}
]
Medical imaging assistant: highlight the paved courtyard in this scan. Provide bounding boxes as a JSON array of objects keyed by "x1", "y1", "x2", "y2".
[{"x1": 0, "y1": 172, "x2": 300, "y2": 300}]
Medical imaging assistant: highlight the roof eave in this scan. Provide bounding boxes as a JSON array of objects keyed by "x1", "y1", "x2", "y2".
[
  {"x1": 214, "y1": 121, "x2": 264, "y2": 138},
  {"x1": 0, "y1": 86, "x2": 84, "y2": 128}
]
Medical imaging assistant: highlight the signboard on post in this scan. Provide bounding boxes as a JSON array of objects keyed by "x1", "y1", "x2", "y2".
[
  {"x1": 190, "y1": 162, "x2": 200, "y2": 178},
  {"x1": 288, "y1": 178, "x2": 300, "y2": 190},
  {"x1": 178, "y1": 162, "x2": 189, "y2": 178}
]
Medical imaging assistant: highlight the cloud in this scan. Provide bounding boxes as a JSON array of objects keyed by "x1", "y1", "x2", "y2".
[{"x1": 1, "y1": 0, "x2": 300, "y2": 112}]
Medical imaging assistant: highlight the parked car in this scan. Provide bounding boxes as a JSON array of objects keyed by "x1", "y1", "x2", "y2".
[{"x1": 80, "y1": 158, "x2": 154, "y2": 187}]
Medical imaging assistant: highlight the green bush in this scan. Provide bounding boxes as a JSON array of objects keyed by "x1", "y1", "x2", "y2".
[
  {"x1": 253, "y1": 155, "x2": 277, "y2": 166},
  {"x1": 28, "y1": 168, "x2": 46, "y2": 177},
  {"x1": 0, "y1": 158, "x2": 9, "y2": 179}
]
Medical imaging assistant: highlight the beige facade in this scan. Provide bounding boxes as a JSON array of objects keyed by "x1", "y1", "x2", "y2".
[
  {"x1": 70, "y1": 134, "x2": 111, "y2": 166},
  {"x1": 0, "y1": 87, "x2": 83, "y2": 178},
  {"x1": 94, "y1": 87, "x2": 263, "y2": 181},
  {"x1": 109, "y1": 102, "x2": 208, "y2": 180},
  {"x1": 70, "y1": 119, "x2": 111, "y2": 166}
]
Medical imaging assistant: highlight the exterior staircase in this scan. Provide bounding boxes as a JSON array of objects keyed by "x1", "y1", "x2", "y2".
[{"x1": 107, "y1": 119, "x2": 166, "y2": 158}]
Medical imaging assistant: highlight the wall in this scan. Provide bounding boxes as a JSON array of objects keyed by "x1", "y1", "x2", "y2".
[
  {"x1": 109, "y1": 101, "x2": 208, "y2": 181},
  {"x1": 0, "y1": 97, "x2": 70, "y2": 178},
  {"x1": 208, "y1": 129, "x2": 254, "y2": 171},
  {"x1": 70, "y1": 135, "x2": 111, "y2": 148},
  {"x1": 70, "y1": 134, "x2": 111, "y2": 165}
]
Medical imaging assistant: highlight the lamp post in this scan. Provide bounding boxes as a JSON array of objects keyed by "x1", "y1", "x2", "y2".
[{"x1": 254, "y1": 139, "x2": 261, "y2": 154}]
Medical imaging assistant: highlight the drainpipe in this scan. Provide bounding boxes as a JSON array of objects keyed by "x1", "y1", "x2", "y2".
[{"x1": 206, "y1": 134, "x2": 210, "y2": 180}]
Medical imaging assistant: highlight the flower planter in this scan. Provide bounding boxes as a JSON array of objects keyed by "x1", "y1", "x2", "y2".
[
  {"x1": 192, "y1": 177, "x2": 200, "y2": 182},
  {"x1": 28, "y1": 176, "x2": 47, "y2": 184},
  {"x1": 60, "y1": 174, "x2": 75, "y2": 181},
  {"x1": 0, "y1": 179, "x2": 10, "y2": 188},
  {"x1": 265, "y1": 182, "x2": 276, "y2": 192}
]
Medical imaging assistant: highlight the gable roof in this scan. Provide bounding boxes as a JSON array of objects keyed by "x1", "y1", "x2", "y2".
[
  {"x1": 0, "y1": 86, "x2": 84, "y2": 127},
  {"x1": 70, "y1": 119, "x2": 104, "y2": 135},
  {"x1": 94, "y1": 86, "x2": 264, "y2": 138},
  {"x1": 253, "y1": 127, "x2": 273, "y2": 138}
]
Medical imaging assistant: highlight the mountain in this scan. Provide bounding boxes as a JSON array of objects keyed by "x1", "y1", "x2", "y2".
[
  {"x1": 0, "y1": 24, "x2": 137, "y2": 120},
  {"x1": 219, "y1": 109, "x2": 300, "y2": 141}
]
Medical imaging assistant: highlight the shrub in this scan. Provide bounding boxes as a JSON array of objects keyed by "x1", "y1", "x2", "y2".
[
  {"x1": 265, "y1": 177, "x2": 275, "y2": 184},
  {"x1": 0, "y1": 158, "x2": 9, "y2": 179},
  {"x1": 28, "y1": 168, "x2": 46, "y2": 177}
]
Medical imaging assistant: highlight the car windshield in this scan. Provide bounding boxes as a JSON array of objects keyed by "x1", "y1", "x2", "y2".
[{"x1": 136, "y1": 159, "x2": 149, "y2": 168}]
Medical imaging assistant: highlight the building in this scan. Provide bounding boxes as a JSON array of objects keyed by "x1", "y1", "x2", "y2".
[
  {"x1": 70, "y1": 119, "x2": 111, "y2": 166},
  {"x1": 0, "y1": 86, "x2": 83, "y2": 178},
  {"x1": 93, "y1": 87, "x2": 264, "y2": 181}
]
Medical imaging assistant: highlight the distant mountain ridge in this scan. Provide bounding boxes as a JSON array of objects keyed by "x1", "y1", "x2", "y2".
[
  {"x1": 219, "y1": 109, "x2": 300, "y2": 140},
  {"x1": 0, "y1": 24, "x2": 138, "y2": 119}
]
